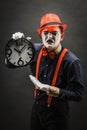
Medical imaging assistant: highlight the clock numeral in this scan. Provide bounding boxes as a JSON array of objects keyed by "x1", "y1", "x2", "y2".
[
  {"x1": 25, "y1": 61, "x2": 28, "y2": 64},
  {"x1": 13, "y1": 62, "x2": 16, "y2": 65},
  {"x1": 28, "y1": 46, "x2": 32, "y2": 50},
  {"x1": 6, "y1": 49, "x2": 12, "y2": 57},
  {"x1": 27, "y1": 52, "x2": 32, "y2": 58},
  {"x1": 17, "y1": 57, "x2": 24, "y2": 66}
]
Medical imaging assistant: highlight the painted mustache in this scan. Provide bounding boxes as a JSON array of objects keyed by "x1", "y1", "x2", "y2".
[{"x1": 46, "y1": 39, "x2": 54, "y2": 44}]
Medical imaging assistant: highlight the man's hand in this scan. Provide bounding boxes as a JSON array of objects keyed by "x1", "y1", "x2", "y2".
[
  {"x1": 11, "y1": 32, "x2": 32, "y2": 41},
  {"x1": 12, "y1": 32, "x2": 24, "y2": 40},
  {"x1": 29, "y1": 75, "x2": 60, "y2": 97},
  {"x1": 47, "y1": 86, "x2": 60, "y2": 97},
  {"x1": 29, "y1": 75, "x2": 50, "y2": 91}
]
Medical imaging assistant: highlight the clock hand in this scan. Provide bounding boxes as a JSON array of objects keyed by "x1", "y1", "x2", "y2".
[
  {"x1": 14, "y1": 48, "x2": 20, "y2": 53},
  {"x1": 20, "y1": 45, "x2": 26, "y2": 53}
]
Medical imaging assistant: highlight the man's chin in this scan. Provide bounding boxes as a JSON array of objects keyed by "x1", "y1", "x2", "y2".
[{"x1": 46, "y1": 45, "x2": 54, "y2": 52}]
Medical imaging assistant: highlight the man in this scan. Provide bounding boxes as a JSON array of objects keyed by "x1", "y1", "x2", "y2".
[
  {"x1": 5, "y1": 13, "x2": 84, "y2": 130},
  {"x1": 29, "y1": 13, "x2": 84, "y2": 130}
]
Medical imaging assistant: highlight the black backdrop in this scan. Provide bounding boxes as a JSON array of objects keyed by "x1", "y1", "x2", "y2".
[{"x1": 0, "y1": 0, "x2": 87, "y2": 130}]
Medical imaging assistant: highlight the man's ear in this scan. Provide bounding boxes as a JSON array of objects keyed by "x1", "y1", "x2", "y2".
[{"x1": 61, "y1": 32, "x2": 64, "y2": 41}]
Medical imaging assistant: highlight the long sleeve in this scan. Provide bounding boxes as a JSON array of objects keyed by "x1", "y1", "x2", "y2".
[{"x1": 59, "y1": 60, "x2": 84, "y2": 101}]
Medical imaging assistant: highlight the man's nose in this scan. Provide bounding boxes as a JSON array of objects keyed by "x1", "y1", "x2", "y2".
[{"x1": 48, "y1": 32, "x2": 53, "y2": 38}]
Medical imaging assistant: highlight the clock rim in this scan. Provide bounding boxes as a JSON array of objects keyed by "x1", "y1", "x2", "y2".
[{"x1": 5, "y1": 38, "x2": 35, "y2": 67}]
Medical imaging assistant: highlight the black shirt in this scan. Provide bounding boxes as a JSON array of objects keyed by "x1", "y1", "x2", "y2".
[{"x1": 30, "y1": 43, "x2": 84, "y2": 103}]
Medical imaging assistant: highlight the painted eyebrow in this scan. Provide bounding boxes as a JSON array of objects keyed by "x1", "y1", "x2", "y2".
[{"x1": 43, "y1": 31, "x2": 58, "y2": 33}]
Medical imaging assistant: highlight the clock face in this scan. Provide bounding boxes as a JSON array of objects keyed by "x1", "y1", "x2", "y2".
[{"x1": 5, "y1": 38, "x2": 34, "y2": 67}]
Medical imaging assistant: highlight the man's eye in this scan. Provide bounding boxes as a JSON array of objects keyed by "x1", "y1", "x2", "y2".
[
  {"x1": 52, "y1": 31, "x2": 57, "y2": 35},
  {"x1": 44, "y1": 31, "x2": 48, "y2": 35}
]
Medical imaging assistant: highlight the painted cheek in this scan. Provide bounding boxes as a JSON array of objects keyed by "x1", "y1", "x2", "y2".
[
  {"x1": 45, "y1": 35, "x2": 48, "y2": 40},
  {"x1": 55, "y1": 34, "x2": 61, "y2": 45}
]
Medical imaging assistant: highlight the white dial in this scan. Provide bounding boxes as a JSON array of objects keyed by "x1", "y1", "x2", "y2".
[{"x1": 5, "y1": 38, "x2": 34, "y2": 67}]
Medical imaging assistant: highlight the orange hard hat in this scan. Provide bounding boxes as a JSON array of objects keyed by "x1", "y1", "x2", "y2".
[{"x1": 37, "y1": 13, "x2": 67, "y2": 35}]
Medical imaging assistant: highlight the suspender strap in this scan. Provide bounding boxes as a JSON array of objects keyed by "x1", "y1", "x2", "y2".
[
  {"x1": 34, "y1": 46, "x2": 44, "y2": 99},
  {"x1": 47, "y1": 48, "x2": 68, "y2": 107},
  {"x1": 34, "y1": 46, "x2": 68, "y2": 106}
]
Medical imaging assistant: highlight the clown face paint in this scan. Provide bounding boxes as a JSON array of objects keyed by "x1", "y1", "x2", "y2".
[{"x1": 41, "y1": 27, "x2": 62, "y2": 50}]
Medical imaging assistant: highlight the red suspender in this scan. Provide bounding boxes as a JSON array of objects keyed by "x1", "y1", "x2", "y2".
[
  {"x1": 34, "y1": 46, "x2": 45, "y2": 99},
  {"x1": 34, "y1": 46, "x2": 68, "y2": 106},
  {"x1": 47, "y1": 48, "x2": 68, "y2": 107}
]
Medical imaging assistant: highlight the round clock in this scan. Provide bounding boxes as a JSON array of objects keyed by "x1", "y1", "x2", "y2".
[{"x1": 5, "y1": 38, "x2": 34, "y2": 67}]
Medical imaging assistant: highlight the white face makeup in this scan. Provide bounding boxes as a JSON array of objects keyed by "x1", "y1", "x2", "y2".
[{"x1": 41, "y1": 27, "x2": 62, "y2": 50}]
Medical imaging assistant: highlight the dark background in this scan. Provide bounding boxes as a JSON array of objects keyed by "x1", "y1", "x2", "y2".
[{"x1": 0, "y1": 0, "x2": 87, "y2": 130}]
